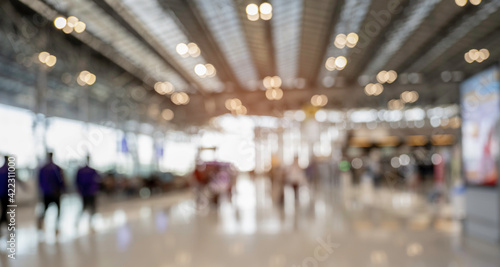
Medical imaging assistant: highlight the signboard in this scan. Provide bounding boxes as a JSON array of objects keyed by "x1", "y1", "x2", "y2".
[{"x1": 461, "y1": 66, "x2": 500, "y2": 186}]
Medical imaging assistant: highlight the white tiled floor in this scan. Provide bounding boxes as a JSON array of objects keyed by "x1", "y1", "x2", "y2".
[{"x1": 1, "y1": 175, "x2": 500, "y2": 267}]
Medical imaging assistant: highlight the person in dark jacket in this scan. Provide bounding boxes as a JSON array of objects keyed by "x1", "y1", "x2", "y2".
[
  {"x1": 0, "y1": 156, "x2": 10, "y2": 227},
  {"x1": 0, "y1": 156, "x2": 13, "y2": 236},
  {"x1": 37, "y1": 152, "x2": 66, "y2": 233},
  {"x1": 75, "y1": 156, "x2": 100, "y2": 226},
  {"x1": 0, "y1": 155, "x2": 26, "y2": 237}
]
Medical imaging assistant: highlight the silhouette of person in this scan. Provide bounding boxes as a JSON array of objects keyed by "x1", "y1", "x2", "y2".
[
  {"x1": 0, "y1": 156, "x2": 12, "y2": 235},
  {"x1": 75, "y1": 156, "x2": 100, "y2": 227},
  {"x1": 0, "y1": 155, "x2": 25, "y2": 237},
  {"x1": 37, "y1": 152, "x2": 66, "y2": 233},
  {"x1": 287, "y1": 157, "x2": 307, "y2": 201}
]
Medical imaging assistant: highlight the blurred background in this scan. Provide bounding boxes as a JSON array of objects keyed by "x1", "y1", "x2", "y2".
[{"x1": 1, "y1": 0, "x2": 500, "y2": 266}]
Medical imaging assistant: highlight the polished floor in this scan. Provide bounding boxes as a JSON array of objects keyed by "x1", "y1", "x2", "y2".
[{"x1": 1, "y1": 175, "x2": 500, "y2": 267}]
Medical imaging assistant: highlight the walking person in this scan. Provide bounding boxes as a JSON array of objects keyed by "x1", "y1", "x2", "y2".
[
  {"x1": 0, "y1": 156, "x2": 13, "y2": 236},
  {"x1": 75, "y1": 156, "x2": 100, "y2": 228},
  {"x1": 38, "y1": 152, "x2": 66, "y2": 234},
  {"x1": 0, "y1": 155, "x2": 25, "y2": 237},
  {"x1": 269, "y1": 156, "x2": 285, "y2": 206},
  {"x1": 286, "y1": 157, "x2": 307, "y2": 204},
  {"x1": 0, "y1": 156, "x2": 10, "y2": 235}
]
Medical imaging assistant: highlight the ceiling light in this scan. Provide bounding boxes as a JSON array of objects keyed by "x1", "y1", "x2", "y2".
[
  {"x1": 45, "y1": 55, "x2": 57, "y2": 67},
  {"x1": 259, "y1": 3, "x2": 272, "y2": 15},
  {"x1": 230, "y1": 98, "x2": 242, "y2": 110},
  {"x1": 67, "y1": 16, "x2": 79, "y2": 28},
  {"x1": 325, "y1": 57, "x2": 336, "y2": 71},
  {"x1": 54, "y1": 17, "x2": 67, "y2": 29},
  {"x1": 464, "y1": 52, "x2": 473, "y2": 63},
  {"x1": 62, "y1": 24, "x2": 73, "y2": 34},
  {"x1": 387, "y1": 70, "x2": 397, "y2": 83},
  {"x1": 335, "y1": 56, "x2": 347, "y2": 69},
  {"x1": 334, "y1": 34, "x2": 347, "y2": 49},
  {"x1": 246, "y1": 4, "x2": 259, "y2": 16},
  {"x1": 273, "y1": 88, "x2": 283, "y2": 100},
  {"x1": 194, "y1": 64, "x2": 207, "y2": 77},
  {"x1": 163, "y1": 82, "x2": 174, "y2": 94},
  {"x1": 470, "y1": 0, "x2": 481, "y2": 5},
  {"x1": 161, "y1": 109, "x2": 174, "y2": 121},
  {"x1": 409, "y1": 91, "x2": 419, "y2": 103},
  {"x1": 187, "y1": 43, "x2": 200, "y2": 57},
  {"x1": 235, "y1": 105, "x2": 247, "y2": 115},
  {"x1": 224, "y1": 99, "x2": 232, "y2": 110},
  {"x1": 263, "y1": 76, "x2": 281, "y2": 89},
  {"x1": 479, "y1": 48, "x2": 490, "y2": 60},
  {"x1": 311, "y1": 94, "x2": 328, "y2": 107},
  {"x1": 176, "y1": 43, "x2": 189, "y2": 56},
  {"x1": 260, "y1": 12, "x2": 272, "y2": 20},
  {"x1": 465, "y1": 48, "x2": 489, "y2": 63},
  {"x1": 401, "y1": 91, "x2": 412, "y2": 103},
  {"x1": 171, "y1": 92, "x2": 189, "y2": 105},
  {"x1": 311, "y1": 95, "x2": 318, "y2": 106},
  {"x1": 155, "y1": 82, "x2": 167, "y2": 95},
  {"x1": 346, "y1": 33, "x2": 359, "y2": 46},
  {"x1": 265, "y1": 88, "x2": 283, "y2": 100},
  {"x1": 263, "y1": 76, "x2": 272, "y2": 89},
  {"x1": 74, "y1": 21, "x2": 86, "y2": 33},
  {"x1": 155, "y1": 82, "x2": 174, "y2": 95},
  {"x1": 373, "y1": 83, "x2": 384, "y2": 96},
  {"x1": 205, "y1": 64, "x2": 216, "y2": 77},
  {"x1": 469, "y1": 49, "x2": 479, "y2": 60},
  {"x1": 225, "y1": 98, "x2": 242, "y2": 111},
  {"x1": 455, "y1": 0, "x2": 467, "y2": 6},
  {"x1": 388, "y1": 99, "x2": 404, "y2": 110},
  {"x1": 270, "y1": 76, "x2": 282, "y2": 88},
  {"x1": 364, "y1": 83, "x2": 376, "y2": 96},
  {"x1": 77, "y1": 70, "x2": 96, "y2": 85},
  {"x1": 377, "y1": 70, "x2": 389, "y2": 83},
  {"x1": 86, "y1": 73, "x2": 96, "y2": 85},
  {"x1": 79, "y1": 71, "x2": 91, "y2": 83},
  {"x1": 38, "y1": 52, "x2": 50, "y2": 63},
  {"x1": 247, "y1": 13, "x2": 259, "y2": 21}
]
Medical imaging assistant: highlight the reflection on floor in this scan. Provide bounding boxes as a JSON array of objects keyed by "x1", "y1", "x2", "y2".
[{"x1": 1, "y1": 175, "x2": 500, "y2": 267}]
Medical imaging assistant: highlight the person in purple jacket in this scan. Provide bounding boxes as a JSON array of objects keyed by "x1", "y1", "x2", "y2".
[
  {"x1": 37, "y1": 152, "x2": 66, "y2": 233},
  {"x1": 75, "y1": 156, "x2": 100, "y2": 226}
]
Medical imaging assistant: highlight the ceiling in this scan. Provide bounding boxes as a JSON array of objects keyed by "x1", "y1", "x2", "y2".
[{"x1": 2, "y1": 0, "x2": 500, "y2": 126}]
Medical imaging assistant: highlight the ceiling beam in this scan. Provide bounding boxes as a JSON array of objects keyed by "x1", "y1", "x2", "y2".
[
  {"x1": 183, "y1": 81, "x2": 460, "y2": 122},
  {"x1": 403, "y1": 0, "x2": 500, "y2": 74},
  {"x1": 383, "y1": 0, "x2": 466, "y2": 73},
  {"x1": 342, "y1": 0, "x2": 410, "y2": 83},
  {"x1": 234, "y1": 0, "x2": 276, "y2": 78},
  {"x1": 16, "y1": 0, "x2": 154, "y2": 87},
  {"x1": 91, "y1": 0, "x2": 207, "y2": 94},
  {"x1": 422, "y1": 23, "x2": 500, "y2": 85},
  {"x1": 159, "y1": 0, "x2": 244, "y2": 92},
  {"x1": 297, "y1": 0, "x2": 344, "y2": 88}
]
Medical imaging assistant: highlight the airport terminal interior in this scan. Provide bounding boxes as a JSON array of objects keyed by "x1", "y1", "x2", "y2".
[{"x1": 1, "y1": 0, "x2": 500, "y2": 266}]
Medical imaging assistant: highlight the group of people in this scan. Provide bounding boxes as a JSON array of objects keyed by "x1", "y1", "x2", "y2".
[
  {"x1": 0, "y1": 153, "x2": 101, "y2": 235},
  {"x1": 192, "y1": 161, "x2": 237, "y2": 207},
  {"x1": 269, "y1": 157, "x2": 315, "y2": 206}
]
